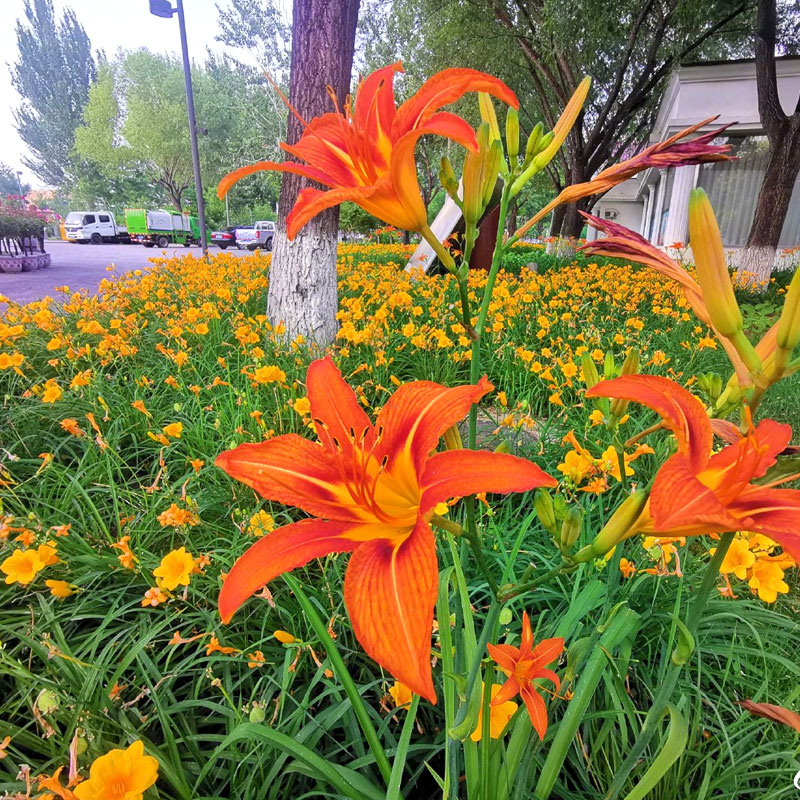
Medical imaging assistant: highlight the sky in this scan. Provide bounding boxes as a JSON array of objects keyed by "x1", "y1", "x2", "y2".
[{"x1": 0, "y1": 0, "x2": 290, "y2": 189}]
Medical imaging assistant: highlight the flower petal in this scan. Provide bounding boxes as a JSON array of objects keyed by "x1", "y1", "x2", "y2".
[
  {"x1": 491, "y1": 675, "x2": 521, "y2": 706},
  {"x1": 586, "y1": 375, "x2": 712, "y2": 471},
  {"x1": 306, "y1": 357, "x2": 375, "y2": 457},
  {"x1": 487, "y1": 642, "x2": 519, "y2": 674},
  {"x1": 731, "y1": 486, "x2": 800, "y2": 564},
  {"x1": 393, "y1": 68, "x2": 518, "y2": 138},
  {"x1": 343, "y1": 517, "x2": 438, "y2": 702},
  {"x1": 354, "y1": 61, "x2": 403, "y2": 148},
  {"x1": 219, "y1": 519, "x2": 362, "y2": 623},
  {"x1": 281, "y1": 112, "x2": 365, "y2": 188},
  {"x1": 421, "y1": 450, "x2": 556, "y2": 513},
  {"x1": 374, "y1": 376, "x2": 493, "y2": 474},
  {"x1": 706, "y1": 419, "x2": 792, "y2": 483},
  {"x1": 286, "y1": 185, "x2": 378, "y2": 239},
  {"x1": 520, "y1": 685, "x2": 550, "y2": 740},
  {"x1": 530, "y1": 636, "x2": 565, "y2": 670},
  {"x1": 216, "y1": 435, "x2": 362, "y2": 522},
  {"x1": 649, "y1": 453, "x2": 743, "y2": 533},
  {"x1": 533, "y1": 668, "x2": 562, "y2": 692},
  {"x1": 217, "y1": 160, "x2": 335, "y2": 199}
]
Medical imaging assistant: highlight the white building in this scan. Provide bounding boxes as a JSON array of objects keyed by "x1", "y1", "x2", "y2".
[{"x1": 589, "y1": 57, "x2": 800, "y2": 250}]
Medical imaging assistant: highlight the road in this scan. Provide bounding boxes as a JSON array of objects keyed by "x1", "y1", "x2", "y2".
[{"x1": 0, "y1": 240, "x2": 250, "y2": 309}]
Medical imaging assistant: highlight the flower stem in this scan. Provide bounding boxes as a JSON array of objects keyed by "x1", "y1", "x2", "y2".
[
  {"x1": 602, "y1": 531, "x2": 735, "y2": 800},
  {"x1": 499, "y1": 564, "x2": 567, "y2": 601}
]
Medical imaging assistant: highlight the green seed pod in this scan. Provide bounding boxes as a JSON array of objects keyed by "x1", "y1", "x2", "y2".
[{"x1": 249, "y1": 705, "x2": 266, "y2": 724}]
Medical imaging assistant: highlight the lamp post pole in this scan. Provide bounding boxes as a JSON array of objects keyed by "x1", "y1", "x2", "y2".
[
  {"x1": 148, "y1": 0, "x2": 208, "y2": 255},
  {"x1": 16, "y1": 171, "x2": 23, "y2": 196}
]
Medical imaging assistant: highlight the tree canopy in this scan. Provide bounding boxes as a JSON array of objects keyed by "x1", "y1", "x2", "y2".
[{"x1": 12, "y1": 0, "x2": 96, "y2": 187}]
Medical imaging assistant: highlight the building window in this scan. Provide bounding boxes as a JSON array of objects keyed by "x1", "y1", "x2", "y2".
[{"x1": 697, "y1": 135, "x2": 800, "y2": 248}]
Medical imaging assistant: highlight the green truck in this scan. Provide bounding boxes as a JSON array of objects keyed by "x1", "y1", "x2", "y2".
[{"x1": 124, "y1": 209, "x2": 201, "y2": 248}]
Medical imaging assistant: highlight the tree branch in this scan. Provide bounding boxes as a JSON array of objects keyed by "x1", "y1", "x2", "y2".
[{"x1": 754, "y1": 0, "x2": 786, "y2": 137}]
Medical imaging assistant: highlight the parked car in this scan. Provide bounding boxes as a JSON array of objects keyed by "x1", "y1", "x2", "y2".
[
  {"x1": 210, "y1": 226, "x2": 240, "y2": 249},
  {"x1": 236, "y1": 220, "x2": 275, "y2": 251},
  {"x1": 64, "y1": 211, "x2": 131, "y2": 244},
  {"x1": 125, "y1": 209, "x2": 200, "y2": 248}
]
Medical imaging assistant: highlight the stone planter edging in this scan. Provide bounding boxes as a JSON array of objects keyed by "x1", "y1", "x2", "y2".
[{"x1": 0, "y1": 253, "x2": 51, "y2": 273}]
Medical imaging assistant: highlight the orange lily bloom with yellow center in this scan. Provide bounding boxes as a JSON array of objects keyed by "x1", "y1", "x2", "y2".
[
  {"x1": 586, "y1": 375, "x2": 800, "y2": 563},
  {"x1": 217, "y1": 62, "x2": 518, "y2": 238},
  {"x1": 216, "y1": 358, "x2": 555, "y2": 701},
  {"x1": 487, "y1": 612, "x2": 564, "y2": 740}
]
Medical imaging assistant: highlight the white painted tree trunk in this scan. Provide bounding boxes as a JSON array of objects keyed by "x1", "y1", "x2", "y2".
[
  {"x1": 265, "y1": 0, "x2": 358, "y2": 348},
  {"x1": 734, "y1": 245, "x2": 776, "y2": 289},
  {"x1": 267, "y1": 218, "x2": 339, "y2": 346}
]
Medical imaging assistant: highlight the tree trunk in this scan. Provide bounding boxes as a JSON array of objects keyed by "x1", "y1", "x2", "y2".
[
  {"x1": 739, "y1": 0, "x2": 800, "y2": 285},
  {"x1": 561, "y1": 200, "x2": 588, "y2": 239},
  {"x1": 267, "y1": 0, "x2": 359, "y2": 346},
  {"x1": 549, "y1": 204, "x2": 566, "y2": 238},
  {"x1": 739, "y1": 122, "x2": 800, "y2": 282}
]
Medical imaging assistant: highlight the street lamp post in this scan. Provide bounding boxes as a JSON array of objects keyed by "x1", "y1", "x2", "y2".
[
  {"x1": 148, "y1": 0, "x2": 208, "y2": 256},
  {"x1": 16, "y1": 171, "x2": 23, "y2": 196}
]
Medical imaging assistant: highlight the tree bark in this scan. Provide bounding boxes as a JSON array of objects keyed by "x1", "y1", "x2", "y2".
[
  {"x1": 267, "y1": 0, "x2": 359, "y2": 346},
  {"x1": 740, "y1": 0, "x2": 800, "y2": 284}
]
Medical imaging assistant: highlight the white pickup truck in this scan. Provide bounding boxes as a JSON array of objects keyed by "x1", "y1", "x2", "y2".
[
  {"x1": 64, "y1": 211, "x2": 131, "y2": 244},
  {"x1": 236, "y1": 220, "x2": 275, "y2": 251}
]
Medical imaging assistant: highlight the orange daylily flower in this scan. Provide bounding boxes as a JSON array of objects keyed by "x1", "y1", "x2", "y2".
[
  {"x1": 586, "y1": 375, "x2": 800, "y2": 562},
  {"x1": 487, "y1": 612, "x2": 564, "y2": 740},
  {"x1": 216, "y1": 357, "x2": 555, "y2": 702},
  {"x1": 217, "y1": 62, "x2": 518, "y2": 237}
]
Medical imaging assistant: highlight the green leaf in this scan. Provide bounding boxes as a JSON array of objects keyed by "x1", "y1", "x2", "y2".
[{"x1": 621, "y1": 703, "x2": 689, "y2": 800}]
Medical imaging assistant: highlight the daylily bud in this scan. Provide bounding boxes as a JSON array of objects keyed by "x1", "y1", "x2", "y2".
[
  {"x1": 478, "y1": 92, "x2": 501, "y2": 143},
  {"x1": 443, "y1": 424, "x2": 463, "y2": 451},
  {"x1": 462, "y1": 123, "x2": 490, "y2": 227},
  {"x1": 603, "y1": 350, "x2": 616, "y2": 380},
  {"x1": 611, "y1": 348, "x2": 639, "y2": 419},
  {"x1": 524, "y1": 122, "x2": 543, "y2": 165},
  {"x1": 689, "y1": 189, "x2": 743, "y2": 338},
  {"x1": 620, "y1": 347, "x2": 640, "y2": 376},
  {"x1": 506, "y1": 107, "x2": 520, "y2": 161},
  {"x1": 440, "y1": 156, "x2": 460, "y2": 201},
  {"x1": 535, "y1": 131, "x2": 554, "y2": 155},
  {"x1": 697, "y1": 372, "x2": 723, "y2": 403},
  {"x1": 560, "y1": 506, "x2": 583, "y2": 554},
  {"x1": 483, "y1": 141, "x2": 503, "y2": 208},
  {"x1": 534, "y1": 489, "x2": 557, "y2": 536},
  {"x1": 776, "y1": 267, "x2": 800, "y2": 356},
  {"x1": 580, "y1": 352, "x2": 600, "y2": 389},
  {"x1": 574, "y1": 490, "x2": 647, "y2": 562}
]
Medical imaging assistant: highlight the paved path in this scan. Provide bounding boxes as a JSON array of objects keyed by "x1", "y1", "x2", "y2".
[{"x1": 0, "y1": 241, "x2": 249, "y2": 309}]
